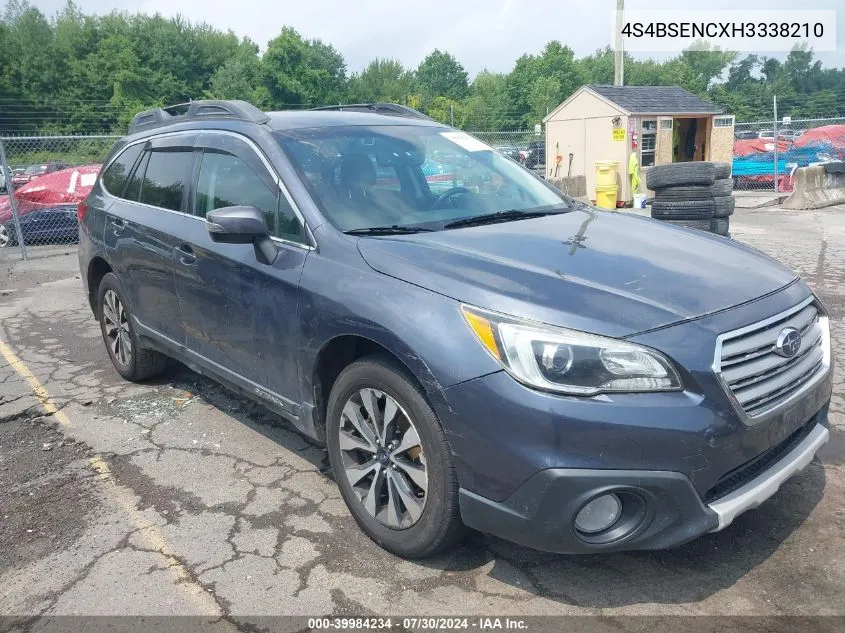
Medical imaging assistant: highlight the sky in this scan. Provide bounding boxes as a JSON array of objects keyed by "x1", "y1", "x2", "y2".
[{"x1": 26, "y1": 0, "x2": 845, "y2": 75}]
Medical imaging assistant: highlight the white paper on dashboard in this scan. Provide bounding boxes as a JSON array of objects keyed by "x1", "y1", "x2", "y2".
[{"x1": 440, "y1": 132, "x2": 490, "y2": 152}]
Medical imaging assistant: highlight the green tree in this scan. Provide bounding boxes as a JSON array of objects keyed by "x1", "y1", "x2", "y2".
[
  {"x1": 507, "y1": 42, "x2": 582, "y2": 127},
  {"x1": 462, "y1": 71, "x2": 514, "y2": 129},
  {"x1": 206, "y1": 40, "x2": 271, "y2": 108},
  {"x1": 425, "y1": 95, "x2": 457, "y2": 125},
  {"x1": 415, "y1": 50, "x2": 468, "y2": 104},
  {"x1": 2, "y1": 0, "x2": 54, "y2": 89},
  {"x1": 577, "y1": 47, "x2": 615, "y2": 85},
  {"x1": 0, "y1": 2, "x2": 843, "y2": 138},
  {"x1": 262, "y1": 26, "x2": 347, "y2": 107},
  {"x1": 348, "y1": 58, "x2": 413, "y2": 103},
  {"x1": 674, "y1": 48, "x2": 736, "y2": 95}
]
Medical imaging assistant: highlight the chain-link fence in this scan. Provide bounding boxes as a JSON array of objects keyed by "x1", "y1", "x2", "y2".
[
  {"x1": 732, "y1": 116, "x2": 845, "y2": 192},
  {"x1": 2, "y1": 115, "x2": 842, "y2": 259},
  {"x1": 468, "y1": 130, "x2": 546, "y2": 176},
  {"x1": 0, "y1": 135, "x2": 119, "y2": 259}
]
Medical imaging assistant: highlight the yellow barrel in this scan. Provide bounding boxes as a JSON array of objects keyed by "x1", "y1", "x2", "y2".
[
  {"x1": 595, "y1": 184, "x2": 618, "y2": 209},
  {"x1": 595, "y1": 160, "x2": 619, "y2": 187}
]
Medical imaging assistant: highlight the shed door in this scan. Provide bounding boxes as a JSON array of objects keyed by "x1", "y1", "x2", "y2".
[{"x1": 656, "y1": 117, "x2": 674, "y2": 166}]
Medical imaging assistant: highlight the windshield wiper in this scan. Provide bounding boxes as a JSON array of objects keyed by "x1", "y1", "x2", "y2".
[
  {"x1": 443, "y1": 207, "x2": 569, "y2": 229},
  {"x1": 344, "y1": 225, "x2": 434, "y2": 236}
]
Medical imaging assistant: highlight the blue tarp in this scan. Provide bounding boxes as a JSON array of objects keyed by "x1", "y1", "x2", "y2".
[
  {"x1": 732, "y1": 158, "x2": 789, "y2": 177},
  {"x1": 732, "y1": 143, "x2": 843, "y2": 177}
]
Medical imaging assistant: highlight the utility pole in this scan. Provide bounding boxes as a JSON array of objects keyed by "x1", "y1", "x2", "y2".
[
  {"x1": 614, "y1": 0, "x2": 625, "y2": 86},
  {"x1": 773, "y1": 95, "x2": 779, "y2": 193},
  {"x1": 450, "y1": 104, "x2": 455, "y2": 127}
]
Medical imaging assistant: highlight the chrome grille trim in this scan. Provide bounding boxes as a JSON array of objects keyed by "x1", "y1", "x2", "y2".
[
  {"x1": 720, "y1": 313, "x2": 818, "y2": 368},
  {"x1": 727, "y1": 331, "x2": 823, "y2": 390},
  {"x1": 713, "y1": 296, "x2": 832, "y2": 425}
]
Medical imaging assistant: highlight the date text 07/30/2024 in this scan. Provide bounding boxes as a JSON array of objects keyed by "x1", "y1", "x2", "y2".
[{"x1": 307, "y1": 617, "x2": 529, "y2": 630}]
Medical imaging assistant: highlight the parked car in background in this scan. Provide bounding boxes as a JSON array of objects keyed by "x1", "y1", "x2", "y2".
[
  {"x1": 523, "y1": 139, "x2": 546, "y2": 169},
  {"x1": 0, "y1": 204, "x2": 79, "y2": 248},
  {"x1": 757, "y1": 130, "x2": 775, "y2": 140},
  {"x1": 778, "y1": 129, "x2": 805, "y2": 141},
  {"x1": 80, "y1": 100, "x2": 831, "y2": 559},
  {"x1": 734, "y1": 130, "x2": 759, "y2": 140},
  {"x1": 11, "y1": 162, "x2": 70, "y2": 189},
  {"x1": 0, "y1": 165, "x2": 99, "y2": 248},
  {"x1": 493, "y1": 145, "x2": 520, "y2": 162}
]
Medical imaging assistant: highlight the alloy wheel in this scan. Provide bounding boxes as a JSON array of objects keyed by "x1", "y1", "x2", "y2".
[
  {"x1": 102, "y1": 289, "x2": 132, "y2": 367},
  {"x1": 338, "y1": 388, "x2": 428, "y2": 529},
  {"x1": 0, "y1": 224, "x2": 10, "y2": 248}
]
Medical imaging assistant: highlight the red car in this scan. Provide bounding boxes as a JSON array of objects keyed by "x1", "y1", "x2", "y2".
[{"x1": 0, "y1": 165, "x2": 100, "y2": 248}]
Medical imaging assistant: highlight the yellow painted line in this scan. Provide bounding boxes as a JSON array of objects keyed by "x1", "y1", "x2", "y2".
[
  {"x1": 0, "y1": 339, "x2": 72, "y2": 427},
  {"x1": 0, "y1": 338, "x2": 227, "y2": 619}
]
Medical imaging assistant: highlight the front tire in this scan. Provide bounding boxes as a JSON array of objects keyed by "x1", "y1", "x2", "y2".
[
  {"x1": 326, "y1": 354, "x2": 465, "y2": 558},
  {"x1": 97, "y1": 272, "x2": 167, "y2": 381}
]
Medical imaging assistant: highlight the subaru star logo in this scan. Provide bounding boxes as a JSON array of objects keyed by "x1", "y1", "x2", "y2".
[{"x1": 775, "y1": 327, "x2": 802, "y2": 358}]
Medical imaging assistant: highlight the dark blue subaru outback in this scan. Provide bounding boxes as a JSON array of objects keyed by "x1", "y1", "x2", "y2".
[{"x1": 78, "y1": 100, "x2": 832, "y2": 558}]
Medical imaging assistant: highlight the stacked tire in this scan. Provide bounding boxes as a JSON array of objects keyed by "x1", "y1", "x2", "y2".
[{"x1": 646, "y1": 162, "x2": 733, "y2": 237}]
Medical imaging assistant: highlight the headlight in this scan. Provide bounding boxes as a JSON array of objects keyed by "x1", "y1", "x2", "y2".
[{"x1": 461, "y1": 305, "x2": 682, "y2": 395}]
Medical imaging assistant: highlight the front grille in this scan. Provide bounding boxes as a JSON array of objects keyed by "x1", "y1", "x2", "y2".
[
  {"x1": 715, "y1": 299, "x2": 828, "y2": 420},
  {"x1": 704, "y1": 417, "x2": 818, "y2": 503}
]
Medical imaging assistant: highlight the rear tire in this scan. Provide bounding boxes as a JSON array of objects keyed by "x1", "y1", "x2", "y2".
[
  {"x1": 97, "y1": 273, "x2": 167, "y2": 382},
  {"x1": 326, "y1": 354, "x2": 466, "y2": 558}
]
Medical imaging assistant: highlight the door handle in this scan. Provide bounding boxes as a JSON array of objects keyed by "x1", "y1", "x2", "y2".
[
  {"x1": 110, "y1": 218, "x2": 125, "y2": 235},
  {"x1": 175, "y1": 244, "x2": 197, "y2": 265}
]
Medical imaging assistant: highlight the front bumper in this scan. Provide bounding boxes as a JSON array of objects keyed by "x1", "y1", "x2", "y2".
[
  {"x1": 458, "y1": 417, "x2": 828, "y2": 554},
  {"x1": 708, "y1": 422, "x2": 828, "y2": 531}
]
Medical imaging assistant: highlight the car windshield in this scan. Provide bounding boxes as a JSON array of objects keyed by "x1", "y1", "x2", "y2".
[
  {"x1": 24, "y1": 165, "x2": 48, "y2": 175},
  {"x1": 275, "y1": 125, "x2": 569, "y2": 232}
]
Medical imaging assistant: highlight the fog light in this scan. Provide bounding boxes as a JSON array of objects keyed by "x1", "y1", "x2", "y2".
[{"x1": 574, "y1": 493, "x2": 622, "y2": 534}]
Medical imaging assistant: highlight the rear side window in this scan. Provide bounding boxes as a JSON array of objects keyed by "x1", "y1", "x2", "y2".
[
  {"x1": 138, "y1": 149, "x2": 193, "y2": 212},
  {"x1": 101, "y1": 144, "x2": 143, "y2": 196},
  {"x1": 123, "y1": 151, "x2": 149, "y2": 202}
]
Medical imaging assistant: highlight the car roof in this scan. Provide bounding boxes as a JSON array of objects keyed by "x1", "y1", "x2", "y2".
[
  {"x1": 124, "y1": 100, "x2": 448, "y2": 142},
  {"x1": 120, "y1": 110, "x2": 449, "y2": 149},
  {"x1": 265, "y1": 110, "x2": 448, "y2": 131}
]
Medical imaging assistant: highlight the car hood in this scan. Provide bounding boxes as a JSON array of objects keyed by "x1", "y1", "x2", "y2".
[{"x1": 356, "y1": 209, "x2": 798, "y2": 337}]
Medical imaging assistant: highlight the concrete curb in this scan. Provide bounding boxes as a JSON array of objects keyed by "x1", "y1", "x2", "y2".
[{"x1": 783, "y1": 163, "x2": 845, "y2": 210}]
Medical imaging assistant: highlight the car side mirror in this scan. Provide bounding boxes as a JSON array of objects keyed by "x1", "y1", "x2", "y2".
[{"x1": 205, "y1": 205, "x2": 278, "y2": 265}]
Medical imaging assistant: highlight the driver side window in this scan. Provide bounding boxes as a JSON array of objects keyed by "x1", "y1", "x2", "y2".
[{"x1": 194, "y1": 150, "x2": 306, "y2": 244}]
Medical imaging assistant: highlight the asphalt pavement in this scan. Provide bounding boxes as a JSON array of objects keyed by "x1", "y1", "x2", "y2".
[{"x1": 1, "y1": 206, "x2": 844, "y2": 628}]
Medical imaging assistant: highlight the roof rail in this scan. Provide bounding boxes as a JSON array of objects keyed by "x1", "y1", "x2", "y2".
[
  {"x1": 128, "y1": 100, "x2": 271, "y2": 134},
  {"x1": 309, "y1": 103, "x2": 432, "y2": 120}
]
